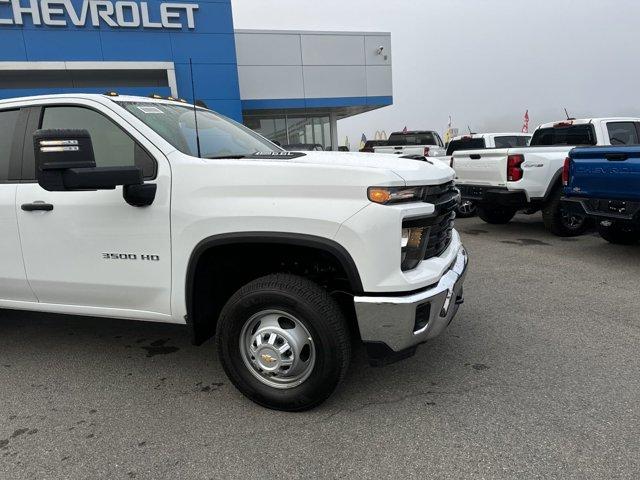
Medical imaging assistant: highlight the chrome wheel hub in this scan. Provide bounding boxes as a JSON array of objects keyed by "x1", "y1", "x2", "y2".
[
  {"x1": 458, "y1": 200, "x2": 476, "y2": 215},
  {"x1": 240, "y1": 310, "x2": 316, "y2": 389}
]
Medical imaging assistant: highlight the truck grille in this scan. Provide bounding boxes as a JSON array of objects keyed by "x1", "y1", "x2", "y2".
[{"x1": 422, "y1": 181, "x2": 458, "y2": 260}]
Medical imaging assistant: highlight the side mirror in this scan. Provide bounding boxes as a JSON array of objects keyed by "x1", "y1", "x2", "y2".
[{"x1": 34, "y1": 129, "x2": 143, "y2": 192}]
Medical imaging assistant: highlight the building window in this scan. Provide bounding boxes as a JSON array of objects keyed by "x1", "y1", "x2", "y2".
[{"x1": 245, "y1": 115, "x2": 332, "y2": 150}]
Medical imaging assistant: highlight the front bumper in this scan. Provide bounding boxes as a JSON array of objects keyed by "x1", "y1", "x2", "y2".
[
  {"x1": 458, "y1": 185, "x2": 528, "y2": 207},
  {"x1": 354, "y1": 246, "x2": 468, "y2": 362}
]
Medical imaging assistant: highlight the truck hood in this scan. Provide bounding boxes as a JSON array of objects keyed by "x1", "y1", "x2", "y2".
[{"x1": 267, "y1": 151, "x2": 455, "y2": 186}]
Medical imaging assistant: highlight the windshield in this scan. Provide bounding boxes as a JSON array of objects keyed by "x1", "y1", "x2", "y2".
[
  {"x1": 530, "y1": 125, "x2": 596, "y2": 147},
  {"x1": 118, "y1": 101, "x2": 280, "y2": 158}
]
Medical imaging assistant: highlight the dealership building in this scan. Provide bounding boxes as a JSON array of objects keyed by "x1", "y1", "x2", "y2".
[{"x1": 0, "y1": 0, "x2": 393, "y2": 149}]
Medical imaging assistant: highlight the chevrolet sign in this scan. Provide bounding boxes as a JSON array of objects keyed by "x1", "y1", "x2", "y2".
[{"x1": 0, "y1": 0, "x2": 198, "y2": 29}]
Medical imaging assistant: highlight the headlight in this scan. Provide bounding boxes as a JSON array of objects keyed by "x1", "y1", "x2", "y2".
[
  {"x1": 368, "y1": 186, "x2": 422, "y2": 205},
  {"x1": 401, "y1": 219, "x2": 431, "y2": 271}
]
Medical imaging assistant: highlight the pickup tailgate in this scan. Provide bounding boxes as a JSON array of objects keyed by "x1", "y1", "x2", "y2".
[
  {"x1": 568, "y1": 147, "x2": 640, "y2": 201},
  {"x1": 374, "y1": 146, "x2": 422, "y2": 156},
  {"x1": 453, "y1": 148, "x2": 509, "y2": 186}
]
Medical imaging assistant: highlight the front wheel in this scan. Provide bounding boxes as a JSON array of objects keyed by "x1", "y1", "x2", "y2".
[
  {"x1": 477, "y1": 205, "x2": 517, "y2": 224},
  {"x1": 542, "y1": 189, "x2": 590, "y2": 237},
  {"x1": 598, "y1": 222, "x2": 640, "y2": 245},
  {"x1": 216, "y1": 274, "x2": 351, "y2": 411}
]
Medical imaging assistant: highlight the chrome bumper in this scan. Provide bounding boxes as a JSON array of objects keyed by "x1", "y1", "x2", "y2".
[{"x1": 354, "y1": 246, "x2": 468, "y2": 353}]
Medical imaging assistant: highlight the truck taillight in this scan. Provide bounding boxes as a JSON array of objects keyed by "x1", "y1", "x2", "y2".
[
  {"x1": 423, "y1": 147, "x2": 430, "y2": 157},
  {"x1": 507, "y1": 154, "x2": 524, "y2": 182},
  {"x1": 562, "y1": 157, "x2": 571, "y2": 186}
]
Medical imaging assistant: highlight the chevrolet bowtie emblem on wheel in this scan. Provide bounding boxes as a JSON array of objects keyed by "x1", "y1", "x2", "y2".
[{"x1": 261, "y1": 353, "x2": 276, "y2": 364}]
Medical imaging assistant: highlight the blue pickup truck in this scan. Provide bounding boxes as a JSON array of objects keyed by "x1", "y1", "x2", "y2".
[{"x1": 563, "y1": 146, "x2": 640, "y2": 245}]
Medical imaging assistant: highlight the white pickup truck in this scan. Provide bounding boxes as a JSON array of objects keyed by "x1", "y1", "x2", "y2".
[
  {"x1": 373, "y1": 130, "x2": 446, "y2": 158},
  {"x1": 0, "y1": 93, "x2": 468, "y2": 411},
  {"x1": 452, "y1": 118, "x2": 640, "y2": 236},
  {"x1": 440, "y1": 132, "x2": 531, "y2": 164},
  {"x1": 436, "y1": 133, "x2": 532, "y2": 217}
]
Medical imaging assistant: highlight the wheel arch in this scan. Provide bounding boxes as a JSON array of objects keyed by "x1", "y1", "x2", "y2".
[
  {"x1": 542, "y1": 167, "x2": 564, "y2": 203},
  {"x1": 185, "y1": 232, "x2": 363, "y2": 345}
]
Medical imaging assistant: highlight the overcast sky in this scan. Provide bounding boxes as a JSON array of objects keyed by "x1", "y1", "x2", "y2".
[{"x1": 232, "y1": 0, "x2": 640, "y2": 147}]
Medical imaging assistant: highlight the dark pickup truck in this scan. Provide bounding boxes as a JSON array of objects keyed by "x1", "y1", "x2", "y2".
[{"x1": 563, "y1": 146, "x2": 640, "y2": 244}]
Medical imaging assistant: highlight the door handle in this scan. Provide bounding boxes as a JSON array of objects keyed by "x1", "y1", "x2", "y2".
[
  {"x1": 605, "y1": 153, "x2": 628, "y2": 161},
  {"x1": 21, "y1": 202, "x2": 54, "y2": 212},
  {"x1": 470, "y1": 154, "x2": 481, "y2": 160}
]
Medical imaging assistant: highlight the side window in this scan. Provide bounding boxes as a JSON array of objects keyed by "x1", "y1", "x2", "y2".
[
  {"x1": 607, "y1": 122, "x2": 639, "y2": 146},
  {"x1": 40, "y1": 106, "x2": 156, "y2": 178},
  {"x1": 0, "y1": 109, "x2": 20, "y2": 182}
]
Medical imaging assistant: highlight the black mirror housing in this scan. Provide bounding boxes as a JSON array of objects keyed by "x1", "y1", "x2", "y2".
[
  {"x1": 63, "y1": 166, "x2": 143, "y2": 190},
  {"x1": 35, "y1": 129, "x2": 96, "y2": 191},
  {"x1": 34, "y1": 129, "x2": 96, "y2": 171},
  {"x1": 34, "y1": 129, "x2": 143, "y2": 192}
]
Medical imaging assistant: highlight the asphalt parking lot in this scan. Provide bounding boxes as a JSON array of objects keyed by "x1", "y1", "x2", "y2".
[{"x1": 1, "y1": 214, "x2": 639, "y2": 479}]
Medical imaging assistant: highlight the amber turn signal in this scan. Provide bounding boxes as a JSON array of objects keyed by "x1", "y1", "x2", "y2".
[{"x1": 368, "y1": 187, "x2": 392, "y2": 204}]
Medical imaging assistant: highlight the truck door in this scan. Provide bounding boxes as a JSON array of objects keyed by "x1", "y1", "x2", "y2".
[
  {"x1": 0, "y1": 107, "x2": 37, "y2": 304},
  {"x1": 15, "y1": 102, "x2": 172, "y2": 319}
]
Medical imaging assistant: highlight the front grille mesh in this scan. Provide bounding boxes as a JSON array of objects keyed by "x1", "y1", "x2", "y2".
[{"x1": 421, "y1": 181, "x2": 458, "y2": 260}]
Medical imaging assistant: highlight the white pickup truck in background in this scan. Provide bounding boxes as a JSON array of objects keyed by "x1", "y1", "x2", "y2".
[
  {"x1": 435, "y1": 133, "x2": 531, "y2": 217},
  {"x1": 452, "y1": 118, "x2": 640, "y2": 235},
  {"x1": 440, "y1": 132, "x2": 531, "y2": 164},
  {"x1": 374, "y1": 130, "x2": 446, "y2": 158}
]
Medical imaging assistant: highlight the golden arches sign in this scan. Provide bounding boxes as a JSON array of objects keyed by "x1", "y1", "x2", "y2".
[{"x1": 374, "y1": 130, "x2": 387, "y2": 140}]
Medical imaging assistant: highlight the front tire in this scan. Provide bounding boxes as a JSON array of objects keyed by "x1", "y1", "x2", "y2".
[
  {"x1": 598, "y1": 222, "x2": 640, "y2": 245},
  {"x1": 542, "y1": 189, "x2": 590, "y2": 237},
  {"x1": 477, "y1": 205, "x2": 517, "y2": 224},
  {"x1": 216, "y1": 274, "x2": 351, "y2": 411}
]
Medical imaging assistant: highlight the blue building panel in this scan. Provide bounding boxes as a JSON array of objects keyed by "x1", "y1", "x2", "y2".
[
  {"x1": 100, "y1": 31, "x2": 174, "y2": 61},
  {"x1": 201, "y1": 98, "x2": 243, "y2": 120},
  {"x1": 0, "y1": 29, "x2": 27, "y2": 61},
  {"x1": 170, "y1": 33, "x2": 236, "y2": 64},
  {"x1": 147, "y1": 0, "x2": 234, "y2": 34},
  {"x1": 22, "y1": 30, "x2": 104, "y2": 61},
  {"x1": 174, "y1": 63, "x2": 240, "y2": 100}
]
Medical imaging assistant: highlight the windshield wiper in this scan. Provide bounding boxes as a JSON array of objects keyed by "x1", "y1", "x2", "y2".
[{"x1": 203, "y1": 154, "x2": 248, "y2": 159}]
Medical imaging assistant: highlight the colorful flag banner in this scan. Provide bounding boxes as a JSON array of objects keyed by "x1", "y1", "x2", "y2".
[{"x1": 521, "y1": 110, "x2": 530, "y2": 133}]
